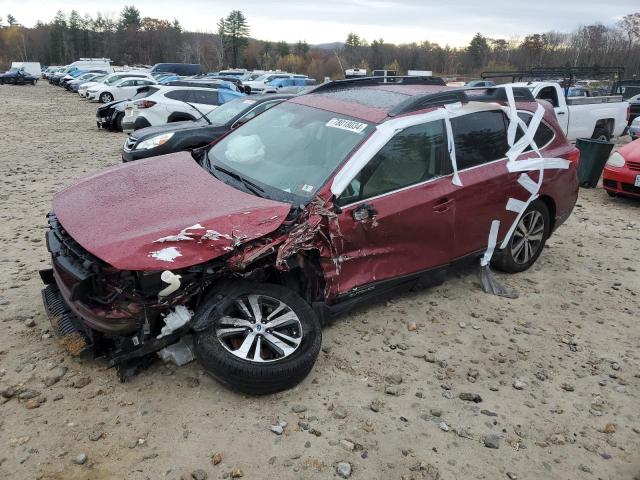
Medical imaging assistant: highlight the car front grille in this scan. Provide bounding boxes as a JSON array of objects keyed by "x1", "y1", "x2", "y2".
[
  {"x1": 123, "y1": 135, "x2": 137, "y2": 151},
  {"x1": 627, "y1": 160, "x2": 640, "y2": 172}
]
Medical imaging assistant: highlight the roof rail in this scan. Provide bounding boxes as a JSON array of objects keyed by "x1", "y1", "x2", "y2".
[
  {"x1": 481, "y1": 66, "x2": 624, "y2": 82},
  {"x1": 309, "y1": 75, "x2": 446, "y2": 94},
  {"x1": 388, "y1": 86, "x2": 535, "y2": 117}
]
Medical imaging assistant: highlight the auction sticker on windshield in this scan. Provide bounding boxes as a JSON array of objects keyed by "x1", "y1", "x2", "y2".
[{"x1": 326, "y1": 118, "x2": 369, "y2": 133}]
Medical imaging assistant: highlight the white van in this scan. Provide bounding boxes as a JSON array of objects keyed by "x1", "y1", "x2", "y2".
[
  {"x1": 11, "y1": 62, "x2": 41, "y2": 77},
  {"x1": 67, "y1": 58, "x2": 113, "y2": 74}
]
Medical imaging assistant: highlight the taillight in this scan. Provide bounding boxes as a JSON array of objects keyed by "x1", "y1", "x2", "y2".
[
  {"x1": 565, "y1": 147, "x2": 580, "y2": 167},
  {"x1": 134, "y1": 100, "x2": 156, "y2": 109}
]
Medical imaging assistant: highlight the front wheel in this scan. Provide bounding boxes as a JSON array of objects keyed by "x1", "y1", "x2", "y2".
[
  {"x1": 115, "y1": 113, "x2": 124, "y2": 131},
  {"x1": 193, "y1": 281, "x2": 322, "y2": 395},
  {"x1": 100, "y1": 92, "x2": 114, "y2": 103},
  {"x1": 492, "y1": 200, "x2": 550, "y2": 273}
]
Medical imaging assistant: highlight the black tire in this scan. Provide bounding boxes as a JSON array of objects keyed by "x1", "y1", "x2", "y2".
[
  {"x1": 193, "y1": 281, "x2": 322, "y2": 395},
  {"x1": 592, "y1": 127, "x2": 611, "y2": 142},
  {"x1": 606, "y1": 190, "x2": 616, "y2": 198},
  {"x1": 491, "y1": 200, "x2": 550, "y2": 274},
  {"x1": 115, "y1": 113, "x2": 124, "y2": 132},
  {"x1": 100, "y1": 92, "x2": 114, "y2": 103}
]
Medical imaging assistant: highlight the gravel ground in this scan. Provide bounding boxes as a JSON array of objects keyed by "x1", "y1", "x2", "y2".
[{"x1": 0, "y1": 82, "x2": 639, "y2": 480}]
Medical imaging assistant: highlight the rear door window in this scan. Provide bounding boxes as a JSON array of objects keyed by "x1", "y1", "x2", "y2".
[
  {"x1": 190, "y1": 90, "x2": 219, "y2": 105},
  {"x1": 165, "y1": 90, "x2": 190, "y2": 101},
  {"x1": 516, "y1": 112, "x2": 555, "y2": 149},
  {"x1": 450, "y1": 110, "x2": 509, "y2": 169},
  {"x1": 338, "y1": 119, "x2": 451, "y2": 205}
]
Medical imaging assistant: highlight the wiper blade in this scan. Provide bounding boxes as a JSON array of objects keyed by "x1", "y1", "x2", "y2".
[
  {"x1": 181, "y1": 101, "x2": 213, "y2": 125},
  {"x1": 211, "y1": 164, "x2": 265, "y2": 197}
]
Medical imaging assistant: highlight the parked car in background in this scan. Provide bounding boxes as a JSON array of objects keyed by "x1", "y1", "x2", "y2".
[
  {"x1": 122, "y1": 94, "x2": 293, "y2": 161},
  {"x1": 41, "y1": 79, "x2": 580, "y2": 393},
  {"x1": 121, "y1": 86, "x2": 244, "y2": 131},
  {"x1": 61, "y1": 69, "x2": 108, "y2": 89},
  {"x1": 217, "y1": 69, "x2": 249, "y2": 78},
  {"x1": 0, "y1": 68, "x2": 39, "y2": 85},
  {"x1": 261, "y1": 77, "x2": 317, "y2": 94},
  {"x1": 466, "y1": 80, "x2": 496, "y2": 87},
  {"x1": 50, "y1": 58, "x2": 113, "y2": 85},
  {"x1": 166, "y1": 78, "x2": 241, "y2": 92},
  {"x1": 244, "y1": 73, "x2": 308, "y2": 94},
  {"x1": 68, "y1": 73, "x2": 106, "y2": 92},
  {"x1": 628, "y1": 93, "x2": 640, "y2": 124},
  {"x1": 43, "y1": 66, "x2": 63, "y2": 79},
  {"x1": 151, "y1": 63, "x2": 201, "y2": 76},
  {"x1": 86, "y1": 76, "x2": 156, "y2": 103},
  {"x1": 566, "y1": 87, "x2": 601, "y2": 98},
  {"x1": 96, "y1": 85, "x2": 162, "y2": 131},
  {"x1": 603, "y1": 138, "x2": 640, "y2": 198},
  {"x1": 507, "y1": 81, "x2": 629, "y2": 141},
  {"x1": 629, "y1": 116, "x2": 640, "y2": 140}
]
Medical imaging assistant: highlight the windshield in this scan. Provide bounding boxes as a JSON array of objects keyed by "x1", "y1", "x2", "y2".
[
  {"x1": 208, "y1": 102, "x2": 374, "y2": 201},
  {"x1": 105, "y1": 75, "x2": 129, "y2": 85},
  {"x1": 205, "y1": 98, "x2": 256, "y2": 125}
]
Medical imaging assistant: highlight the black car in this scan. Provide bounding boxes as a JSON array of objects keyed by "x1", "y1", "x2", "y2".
[
  {"x1": 122, "y1": 94, "x2": 293, "y2": 162},
  {"x1": 0, "y1": 69, "x2": 38, "y2": 85},
  {"x1": 97, "y1": 85, "x2": 162, "y2": 131}
]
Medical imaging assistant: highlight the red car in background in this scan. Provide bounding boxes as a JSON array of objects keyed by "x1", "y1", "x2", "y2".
[
  {"x1": 603, "y1": 139, "x2": 640, "y2": 198},
  {"x1": 41, "y1": 78, "x2": 580, "y2": 394}
]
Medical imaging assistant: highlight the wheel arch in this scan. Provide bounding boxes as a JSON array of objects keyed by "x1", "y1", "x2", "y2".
[
  {"x1": 168, "y1": 112, "x2": 196, "y2": 122},
  {"x1": 538, "y1": 194, "x2": 556, "y2": 233}
]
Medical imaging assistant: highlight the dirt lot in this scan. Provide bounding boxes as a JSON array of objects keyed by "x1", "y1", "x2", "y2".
[{"x1": 0, "y1": 82, "x2": 638, "y2": 480}]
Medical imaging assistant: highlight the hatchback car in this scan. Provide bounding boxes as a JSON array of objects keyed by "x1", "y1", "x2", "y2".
[
  {"x1": 41, "y1": 78, "x2": 579, "y2": 394},
  {"x1": 603, "y1": 138, "x2": 640, "y2": 198}
]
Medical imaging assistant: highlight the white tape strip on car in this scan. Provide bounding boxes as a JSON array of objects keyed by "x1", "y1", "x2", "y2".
[
  {"x1": 480, "y1": 85, "x2": 570, "y2": 279},
  {"x1": 444, "y1": 114, "x2": 463, "y2": 187},
  {"x1": 480, "y1": 219, "x2": 500, "y2": 267}
]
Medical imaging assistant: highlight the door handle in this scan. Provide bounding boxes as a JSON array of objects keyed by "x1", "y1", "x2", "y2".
[
  {"x1": 557, "y1": 111, "x2": 566, "y2": 115},
  {"x1": 433, "y1": 197, "x2": 453, "y2": 213}
]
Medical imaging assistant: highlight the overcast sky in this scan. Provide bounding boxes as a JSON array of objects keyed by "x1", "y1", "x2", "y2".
[{"x1": 2, "y1": 0, "x2": 638, "y2": 46}]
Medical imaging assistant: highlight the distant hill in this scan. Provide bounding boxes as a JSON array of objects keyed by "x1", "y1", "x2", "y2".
[{"x1": 311, "y1": 42, "x2": 344, "y2": 51}]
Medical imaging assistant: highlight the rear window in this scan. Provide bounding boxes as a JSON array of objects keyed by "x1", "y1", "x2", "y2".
[{"x1": 451, "y1": 110, "x2": 509, "y2": 169}]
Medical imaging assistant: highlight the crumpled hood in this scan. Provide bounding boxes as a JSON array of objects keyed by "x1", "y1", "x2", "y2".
[{"x1": 52, "y1": 152, "x2": 291, "y2": 271}]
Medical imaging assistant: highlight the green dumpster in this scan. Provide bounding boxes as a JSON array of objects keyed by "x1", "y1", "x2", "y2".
[{"x1": 575, "y1": 137, "x2": 614, "y2": 188}]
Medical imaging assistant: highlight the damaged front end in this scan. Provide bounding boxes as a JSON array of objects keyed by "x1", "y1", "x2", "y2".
[{"x1": 40, "y1": 213, "x2": 225, "y2": 380}]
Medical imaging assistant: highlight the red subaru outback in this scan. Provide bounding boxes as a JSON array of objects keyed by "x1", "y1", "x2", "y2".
[{"x1": 41, "y1": 77, "x2": 580, "y2": 394}]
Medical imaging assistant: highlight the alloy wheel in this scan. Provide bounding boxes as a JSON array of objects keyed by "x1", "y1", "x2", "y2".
[
  {"x1": 510, "y1": 210, "x2": 545, "y2": 265},
  {"x1": 215, "y1": 294, "x2": 303, "y2": 363}
]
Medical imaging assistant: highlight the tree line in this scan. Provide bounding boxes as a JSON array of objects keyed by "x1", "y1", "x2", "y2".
[{"x1": 1, "y1": 7, "x2": 639, "y2": 80}]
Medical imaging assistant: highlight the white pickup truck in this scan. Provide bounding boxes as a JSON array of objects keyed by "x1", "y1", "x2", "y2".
[{"x1": 508, "y1": 82, "x2": 629, "y2": 141}]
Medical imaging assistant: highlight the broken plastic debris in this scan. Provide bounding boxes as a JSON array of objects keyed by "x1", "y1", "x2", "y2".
[
  {"x1": 154, "y1": 224, "x2": 204, "y2": 243},
  {"x1": 157, "y1": 336, "x2": 195, "y2": 366},
  {"x1": 158, "y1": 270, "x2": 182, "y2": 297},
  {"x1": 149, "y1": 247, "x2": 182, "y2": 262},
  {"x1": 157, "y1": 305, "x2": 193, "y2": 339}
]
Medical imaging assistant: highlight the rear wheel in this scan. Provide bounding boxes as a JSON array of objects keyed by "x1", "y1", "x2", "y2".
[
  {"x1": 492, "y1": 200, "x2": 550, "y2": 273},
  {"x1": 100, "y1": 92, "x2": 114, "y2": 103},
  {"x1": 193, "y1": 281, "x2": 322, "y2": 395}
]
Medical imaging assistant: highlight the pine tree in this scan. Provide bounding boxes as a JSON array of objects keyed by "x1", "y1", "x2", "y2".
[{"x1": 221, "y1": 10, "x2": 249, "y2": 67}]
